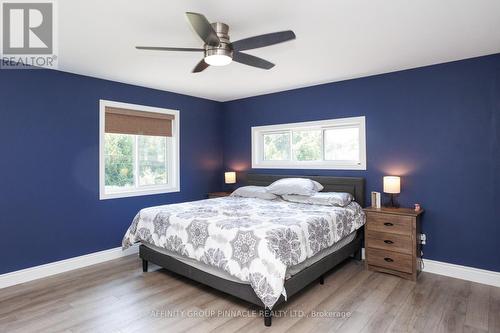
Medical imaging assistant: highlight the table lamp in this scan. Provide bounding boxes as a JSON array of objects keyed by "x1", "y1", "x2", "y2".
[
  {"x1": 224, "y1": 171, "x2": 236, "y2": 191},
  {"x1": 383, "y1": 176, "x2": 400, "y2": 208}
]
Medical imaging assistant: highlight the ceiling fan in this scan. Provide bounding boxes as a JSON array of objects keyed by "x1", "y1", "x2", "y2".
[{"x1": 136, "y1": 12, "x2": 296, "y2": 73}]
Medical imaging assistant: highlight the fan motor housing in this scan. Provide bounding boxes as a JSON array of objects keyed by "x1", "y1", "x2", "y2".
[{"x1": 205, "y1": 22, "x2": 233, "y2": 59}]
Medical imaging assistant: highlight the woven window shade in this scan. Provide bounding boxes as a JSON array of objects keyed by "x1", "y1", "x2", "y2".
[{"x1": 105, "y1": 107, "x2": 174, "y2": 137}]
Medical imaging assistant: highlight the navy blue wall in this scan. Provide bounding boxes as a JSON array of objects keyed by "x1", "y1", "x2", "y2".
[
  {"x1": 223, "y1": 54, "x2": 500, "y2": 272},
  {"x1": 2, "y1": 54, "x2": 499, "y2": 275},
  {"x1": 0, "y1": 69, "x2": 224, "y2": 274}
]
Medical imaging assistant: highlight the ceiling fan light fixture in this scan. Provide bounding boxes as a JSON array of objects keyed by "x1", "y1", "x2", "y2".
[
  {"x1": 136, "y1": 12, "x2": 295, "y2": 73},
  {"x1": 204, "y1": 54, "x2": 232, "y2": 66}
]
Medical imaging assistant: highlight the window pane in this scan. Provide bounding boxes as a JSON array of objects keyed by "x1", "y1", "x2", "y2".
[
  {"x1": 138, "y1": 135, "x2": 167, "y2": 186},
  {"x1": 263, "y1": 132, "x2": 290, "y2": 161},
  {"x1": 324, "y1": 127, "x2": 360, "y2": 161},
  {"x1": 104, "y1": 133, "x2": 135, "y2": 190},
  {"x1": 292, "y1": 130, "x2": 321, "y2": 161}
]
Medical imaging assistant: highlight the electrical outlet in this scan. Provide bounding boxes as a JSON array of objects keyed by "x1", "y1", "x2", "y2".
[{"x1": 420, "y1": 233, "x2": 427, "y2": 245}]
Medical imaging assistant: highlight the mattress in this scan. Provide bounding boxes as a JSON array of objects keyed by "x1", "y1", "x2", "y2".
[{"x1": 142, "y1": 231, "x2": 357, "y2": 284}]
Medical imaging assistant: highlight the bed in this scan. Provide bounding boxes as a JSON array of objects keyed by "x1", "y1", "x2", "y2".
[{"x1": 122, "y1": 174, "x2": 365, "y2": 326}]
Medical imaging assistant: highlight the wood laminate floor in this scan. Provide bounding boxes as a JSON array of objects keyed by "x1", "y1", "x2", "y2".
[{"x1": 0, "y1": 255, "x2": 498, "y2": 333}]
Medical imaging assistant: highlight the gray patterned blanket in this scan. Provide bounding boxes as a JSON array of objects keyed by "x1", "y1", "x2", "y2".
[{"x1": 122, "y1": 196, "x2": 365, "y2": 308}]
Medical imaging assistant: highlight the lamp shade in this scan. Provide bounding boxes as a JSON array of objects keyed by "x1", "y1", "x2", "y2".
[
  {"x1": 224, "y1": 172, "x2": 236, "y2": 184},
  {"x1": 383, "y1": 176, "x2": 401, "y2": 194}
]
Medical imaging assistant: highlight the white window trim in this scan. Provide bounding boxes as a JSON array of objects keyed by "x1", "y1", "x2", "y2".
[
  {"x1": 251, "y1": 116, "x2": 366, "y2": 170},
  {"x1": 99, "y1": 99, "x2": 180, "y2": 200}
]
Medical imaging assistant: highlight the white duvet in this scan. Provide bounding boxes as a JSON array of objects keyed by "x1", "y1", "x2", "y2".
[{"x1": 122, "y1": 196, "x2": 365, "y2": 308}]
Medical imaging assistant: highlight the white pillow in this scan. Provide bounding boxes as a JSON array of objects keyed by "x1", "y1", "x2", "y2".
[
  {"x1": 282, "y1": 192, "x2": 353, "y2": 207},
  {"x1": 266, "y1": 178, "x2": 322, "y2": 196},
  {"x1": 312, "y1": 180, "x2": 324, "y2": 192},
  {"x1": 231, "y1": 186, "x2": 277, "y2": 200}
]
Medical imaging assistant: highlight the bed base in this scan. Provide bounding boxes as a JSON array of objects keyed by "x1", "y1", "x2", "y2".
[{"x1": 139, "y1": 228, "x2": 364, "y2": 327}]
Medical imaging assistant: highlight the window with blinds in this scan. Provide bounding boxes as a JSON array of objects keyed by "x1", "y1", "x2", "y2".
[{"x1": 99, "y1": 100, "x2": 180, "y2": 199}]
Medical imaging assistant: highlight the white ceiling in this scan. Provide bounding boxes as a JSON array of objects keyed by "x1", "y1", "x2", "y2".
[{"x1": 58, "y1": 0, "x2": 500, "y2": 101}]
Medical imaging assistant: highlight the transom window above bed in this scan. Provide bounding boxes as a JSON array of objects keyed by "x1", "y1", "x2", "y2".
[
  {"x1": 99, "y1": 100, "x2": 180, "y2": 199},
  {"x1": 251, "y1": 116, "x2": 366, "y2": 170}
]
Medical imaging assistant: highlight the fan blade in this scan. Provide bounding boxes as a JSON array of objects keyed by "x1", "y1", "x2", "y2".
[
  {"x1": 231, "y1": 30, "x2": 296, "y2": 51},
  {"x1": 136, "y1": 46, "x2": 204, "y2": 52},
  {"x1": 185, "y1": 12, "x2": 220, "y2": 47},
  {"x1": 233, "y1": 52, "x2": 275, "y2": 70},
  {"x1": 192, "y1": 59, "x2": 209, "y2": 73}
]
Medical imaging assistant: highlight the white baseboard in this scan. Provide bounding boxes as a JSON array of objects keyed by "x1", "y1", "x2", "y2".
[
  {"x1": 0, "y1": 244, "x2": 139, "y2": 289},
  {"x1": 422, "y1": 259, "x2": 500, "y2": 288},
  {"x1": 362, "y1": 249, "x2": 499, "y2": 287},
  {"x1": 1, "y1": 245, "x2": 499, "y2": 290}
]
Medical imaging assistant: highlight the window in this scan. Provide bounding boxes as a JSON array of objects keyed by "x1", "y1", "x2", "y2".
[
  {"x1": 252, "y1": 116, "x2": 366, "y2": 170},
  {"x1": 99, "y1": 100, "x2": 180, "y2": 199}
]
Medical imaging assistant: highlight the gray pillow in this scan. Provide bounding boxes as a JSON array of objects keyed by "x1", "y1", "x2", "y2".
[
  {"x1": 231, "y1": 186, "x2": 277, "y2": 200},
  {"x1": 266, "y1": 178, "x2": 322, "y2": 196},
  {"x1": 282, "y1": 192, "x2": 354, "y2": 207}
]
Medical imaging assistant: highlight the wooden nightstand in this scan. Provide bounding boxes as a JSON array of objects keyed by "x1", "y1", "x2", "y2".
[
  {"x1": 208, "y1": 191, "x2": 232, "y2": 199},
  {"x1": 364, "y1": 207, "x2": 424, "y2": 281}
]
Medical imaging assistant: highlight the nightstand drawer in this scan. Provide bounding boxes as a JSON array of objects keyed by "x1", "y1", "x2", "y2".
[
  {"x1": 366, "y1": 230, "x2": 412, "y2": 255},
  {"x1": 366, "y1": 212, "x2": 412, "y2": 235},
  {"x1": 366, "y1": 248, "x2": 413, "y2": 274}
]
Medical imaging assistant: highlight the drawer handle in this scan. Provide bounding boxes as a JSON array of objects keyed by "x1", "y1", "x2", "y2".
[
  {"x1": 384, "y1": 257, "x2": 394, "y2": 262},
  {"x1": 384, "y1": 222, "x2": 394, "y2": 226},
  {"x1": 384, "y1": 240, "x2": 394, "y2": 244}
]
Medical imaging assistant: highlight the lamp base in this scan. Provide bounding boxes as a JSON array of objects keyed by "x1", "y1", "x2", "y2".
[
  {"x1": 384, "y1": 194, "x2": 400, "y2": 208},
  {"x1": 225, "y1": 183, "x2": 237, "y2": 193}
]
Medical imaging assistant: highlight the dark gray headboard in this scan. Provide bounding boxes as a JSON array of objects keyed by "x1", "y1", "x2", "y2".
[{"x1": 246, "y1": 174, "x2": 365, "y2": 207}]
